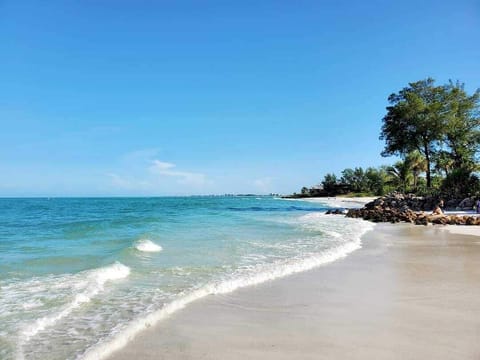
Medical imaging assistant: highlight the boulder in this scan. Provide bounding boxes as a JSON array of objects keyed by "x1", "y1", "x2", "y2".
[
  {"x1": 345, "y1": 193, "x2": 480, "y2": 227},
  {"x1": 459, "y1": 197, "x2": 475, "y2": 210}
]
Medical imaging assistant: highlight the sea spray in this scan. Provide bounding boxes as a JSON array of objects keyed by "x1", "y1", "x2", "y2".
[
  {"x1": 134, "y1": 239, "x2": 163, "y2": 253},
  {"x1": 17, "y1": 262, "x2": 130, "y2": 359}
]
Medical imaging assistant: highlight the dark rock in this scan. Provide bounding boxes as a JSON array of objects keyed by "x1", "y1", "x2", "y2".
[{"x1": 345, "y1": 193, "x2": 480, "y2": 227}]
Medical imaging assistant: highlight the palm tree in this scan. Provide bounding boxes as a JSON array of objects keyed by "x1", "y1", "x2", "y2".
[
  {"x1": 387, "y1": 160, "x2": 413, "y2": 193},
  {"x1": 434, "y1": 150, "x2": 454, "y2": 178},
  {"x1": 405, "y1": 151, "x2": 427, "y2": 192}
]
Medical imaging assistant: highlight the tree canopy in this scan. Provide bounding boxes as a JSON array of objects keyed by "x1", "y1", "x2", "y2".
[
  {"x1": 291, "y1": 78, "x2": 480, "y2": 200},
  {"x1": 380, "y1": 78, "x2": 480, "y2": 189}
]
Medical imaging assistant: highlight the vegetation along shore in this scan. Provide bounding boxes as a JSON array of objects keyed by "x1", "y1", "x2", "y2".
[{"x1": 286, "y1": 78, "x2": 480, "y2": 225}]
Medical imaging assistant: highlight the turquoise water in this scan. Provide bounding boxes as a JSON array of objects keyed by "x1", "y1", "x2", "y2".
[{"x1": 0, "y1": 196, "x2": 373, "y2": 360}]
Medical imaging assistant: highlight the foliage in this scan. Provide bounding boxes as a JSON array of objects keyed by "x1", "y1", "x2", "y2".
[
  {"x1": 440, "y1": 167, "x2": 480, "y2": 199},
  {"x1": 441, "y1": 81, "x2": 480, "y2": 170},
  {"x1": 364, "y1": 167, "x2": 389, "y2": 195},
  {"x1": 294, "y1": 78, "x2": 479, "y2": 201},
  {"x1": 386, "y1": 161, "x2": 412, "y2": 193},
  {"x1": 380, "y1": 78, "x2": 480, "y2": 197},
  {"x1": 321, "y1": 173, "x2": 337, "y2": 193},
  {"x1": 380, "y1": 78, "x2": 445, "y2": 188},
  {"x1": 405, "y1": 150, "x2": 427, "y2": 191}
]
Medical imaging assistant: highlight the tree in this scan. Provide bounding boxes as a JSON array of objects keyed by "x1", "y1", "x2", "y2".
[
  {"x1": 387, "y1": 160, "x2": 412, "y2": 193},
  {"x1": 340, "y1": 168, "x2": 355, "y2": 188},
  {"x1": 365, "y1": 167, "x2": 388, "y2": 195},
  {"x1": 322, "y1": 173, "x2": 337, "y2": 193},
  {"x1": 380, "y1": 78, "x2": 445, "y2": 188},
  {"x1": 405, "y1": 150, "x2": 427, "y2": 191},
  {"x1": 340, "y1": 167, "x2": 367, "y2": 192},
  {"x1": 441, "y1": 167, "x2": 480, "y2": 199},
  {"x1": 441, "y1": 80, "x2": 480, "y2": 170},
  {"x1": 433, "y1": 150, "x2": 454, "y2": 177},
  {"x1": 301, "y1": 187, "x2": 309, "y2": 195}
]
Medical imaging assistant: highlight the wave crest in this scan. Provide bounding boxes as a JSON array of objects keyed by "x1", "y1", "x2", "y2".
[
  {"x1": 134, "y1": 239, "x2": 163, "y2": 253},
  {"x1": 20, "y1": 262, "x2": 130, "y2": 342}
]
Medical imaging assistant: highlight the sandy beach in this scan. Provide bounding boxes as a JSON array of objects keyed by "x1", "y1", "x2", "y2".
[
  {"x1": 107, "y1": 223, "x2": 480, "y2": 360},
  {"x1": 298, "y1": 196, "x2": 377, "y2": 208}
]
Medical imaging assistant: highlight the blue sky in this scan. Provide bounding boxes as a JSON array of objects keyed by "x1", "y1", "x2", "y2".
[{"x1": 1, "y1": 0, "x2": 479, "y2": 196}]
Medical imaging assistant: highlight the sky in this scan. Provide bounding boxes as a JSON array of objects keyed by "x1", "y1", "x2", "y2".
[{"x1": 1, "y1": 0, "x2": 479, "y2": 196}]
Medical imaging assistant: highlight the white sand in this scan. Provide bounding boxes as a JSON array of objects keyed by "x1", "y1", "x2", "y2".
[
  {"x1": 108, "y1": 223, "x2": 480, "y2": 360},
  {"x1": 443, "y1": 225, "x2": 480, "y2": 238},
  {"x1": 299, "y1": 196, "x2": 377, "y2": 208}
]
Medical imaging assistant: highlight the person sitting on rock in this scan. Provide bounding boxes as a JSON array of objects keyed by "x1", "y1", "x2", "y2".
[{"x1": 432, "y1": 199, "x2": 444, "y2": 215}]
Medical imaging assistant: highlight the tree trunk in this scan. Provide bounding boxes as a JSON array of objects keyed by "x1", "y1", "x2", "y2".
[{"x1": 424, "y1": 146, "x2": 431, "y2": 188}]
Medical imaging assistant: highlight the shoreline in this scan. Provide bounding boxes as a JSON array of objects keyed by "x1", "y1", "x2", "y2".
[
  {"x1": 107, "y1": 223, "x2": 480, "y2": 359},
  {"x1": 81, "y1": 214, "x2": 373, "y2": 360},
  {"x1": 287, "y1": 196, "x2": 377, "y2": 208}
]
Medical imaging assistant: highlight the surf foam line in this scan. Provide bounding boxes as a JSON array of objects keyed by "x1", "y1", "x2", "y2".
[
  {"x1": 134, "y1": 239, "x2": 163, "y2": 252},
  {"x1": 79, "y1": 219, "x2": 375, "y2": 360},
  {"x1": 17, "y1": 262, "x2": 130, "y2": 360}
]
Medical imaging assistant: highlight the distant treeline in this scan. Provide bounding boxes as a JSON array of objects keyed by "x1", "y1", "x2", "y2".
[
  {"x1": 297, "y1": 163, "x2": 421, "y2": 198},
  {"x1": 290, "y1": 78, "x2": 480, "y2": 199}
]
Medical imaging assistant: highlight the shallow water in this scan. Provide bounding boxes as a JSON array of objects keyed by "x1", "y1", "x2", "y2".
[{"x1": 0, "y1": 196, "x2": 373, "y2": 360}]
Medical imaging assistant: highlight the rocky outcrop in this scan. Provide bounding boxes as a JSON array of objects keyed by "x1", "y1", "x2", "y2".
[
  {"x1": 458, "y1": 197, "x2": 476, "y2": 209},
  {"x1": 344, "y1": 193, "x2": 480, "y2": 226},
  {"x1": 325, "y1": 208, "x2": 348, "y2": 215}
]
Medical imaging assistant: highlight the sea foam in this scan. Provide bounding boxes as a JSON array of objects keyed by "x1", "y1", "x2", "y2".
[
  {"x1": 79, "y1": 217, "x2": 374, "y2": 360},
  {"x1": 19, "y1": 262, "x2": 130, "y2": 346},
  {"x1": 134, "y1": 239, "x2": 163, "y2": 253}
]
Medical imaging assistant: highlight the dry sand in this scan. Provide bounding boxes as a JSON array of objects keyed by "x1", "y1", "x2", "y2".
[
  {"x1": 108, "y1": 223, "x2": 480, "y2": 360},
  {"x1": 299, "y1": 196, "x2": 377, "y2": 208}
]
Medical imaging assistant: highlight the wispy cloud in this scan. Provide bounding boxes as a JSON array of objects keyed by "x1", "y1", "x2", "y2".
[
  {"x1": 107, "y1": 155, "x2": 210, "y2": 193},
  {"x1": 149, "y1": 160, "x2": 208, "y2": 186}
]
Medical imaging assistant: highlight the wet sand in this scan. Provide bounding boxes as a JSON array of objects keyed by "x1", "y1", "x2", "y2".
[{"x1": 108, "y1": 223, "x2": 480, "y2": 360}]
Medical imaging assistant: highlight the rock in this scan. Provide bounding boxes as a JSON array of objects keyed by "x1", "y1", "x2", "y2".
[
  {"x1": 446, "y1": 198, "x2": 461, "y2": 208},
  {"x1": 345, "y1": 193, "x2": 480, "y2": 227},
  {"x1": 459, "y1": 197, "x2": 475, "y2": 210},
  {"x1": 466, "y1": 216, "x2": 477, "y2": 225},
  {"x1": 326, "y1": 208, "x2": 348, "y2": 215},
  {"x1": 415, "y1": 215, "x2": 428, "y2": 226},
  {"x1": 429, "y1": 215, "x2": 448, "y2": 225}
]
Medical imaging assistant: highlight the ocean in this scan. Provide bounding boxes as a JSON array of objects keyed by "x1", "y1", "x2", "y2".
[{"x1": 0, "y1": 196, "x2": 373, "y2": 360}]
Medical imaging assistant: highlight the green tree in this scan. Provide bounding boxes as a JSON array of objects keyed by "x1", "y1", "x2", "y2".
[
  {"x1": 441, "y1": 80, "x2": 480, "y2": 170},
  {"x1": 441, "y1": 167, "x2": 480, "y2": 199},
  {"x1": 380, "y1": 78, "x2": 445, "y2": 188},
  {"x1": 387, "y1": 160, "x2": 412, "y2": 193},
  {"x1": 322, "y1": 173, "x2": 337, "y2": 193},
  {"x1": 433, "y1": 150, "x2": 454, "y2": 177},
  {"x1": 365, "y1": 167, "x2": 388, "y2": 195},
  {"x1": 340, "y1": 167, "x2": 367, "y2": 192},
  {"x1": 340, "y1": 168, "x2": 355, "y2": 188},
  {"x1": 405, "y1": 150, "x2": 427, "y2": 191}
]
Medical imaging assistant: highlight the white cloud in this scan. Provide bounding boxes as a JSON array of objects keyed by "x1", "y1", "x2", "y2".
[
  {"x1": 149, "y1": 160, "x2": 208, "y2": 186},
  {"x1": 108, "y1": 149, "x2": 212, "y2": 193},
  {"x1": 150, "y1": 160, "x2": 175, "y2": 171}
]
